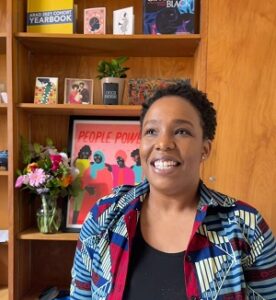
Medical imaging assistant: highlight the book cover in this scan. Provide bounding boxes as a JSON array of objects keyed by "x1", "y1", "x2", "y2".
[
  {"x1": 27, "y1": 0, "x2": 75, "y2": 34},
  {"x1": 143, "y1": 0, "x2": 195, "y2": 34},
  {"x1": 103, "y1": 83, "x2": 119, "y2": 105},
  {"x1": 84, "y1": 7, "x2": 106, "y2": 34},
  {"x1": 128, "y1": 78, "x2": 190, "y2": 105},
  {"x1": 34, "y1": 77, "x2": 58, "y2": 104},
  {"x1": 113, "y1": 6, "x2": 134, "y2": 35}
]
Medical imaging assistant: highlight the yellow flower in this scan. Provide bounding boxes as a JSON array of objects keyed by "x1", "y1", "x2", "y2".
[
  {"x1": 60, "y1": 174, "x2": 72, "y2": 187},
  {"x1": 26, "y1": 162, "x2": 38, "y2": 173}
]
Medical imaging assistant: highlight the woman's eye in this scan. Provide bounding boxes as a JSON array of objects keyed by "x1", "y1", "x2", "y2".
[
  {"x1": 144, "y1": 128, "x2": 156, "y2": 135},
  {"x1": 175, "y1": 128, "x2": 191, "y2": 136}
]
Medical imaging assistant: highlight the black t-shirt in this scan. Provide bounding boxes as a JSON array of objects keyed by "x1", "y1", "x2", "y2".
[{"x1": 123, "y1": 224, "x2": 187, "y2": 300}]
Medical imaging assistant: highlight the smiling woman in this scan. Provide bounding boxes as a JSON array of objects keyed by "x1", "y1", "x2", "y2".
[{"x1": 70, "y1": 82, "x2": 276, "y2": 300}]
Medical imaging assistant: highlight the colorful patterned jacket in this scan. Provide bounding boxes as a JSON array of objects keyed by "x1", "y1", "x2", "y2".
[{"x1": 70, "y1": 180, "x2": 276, "y2": 300}]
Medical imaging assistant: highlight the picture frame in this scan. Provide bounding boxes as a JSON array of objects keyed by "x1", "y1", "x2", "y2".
[
  {"x1": 64, "y1": 78, "x2": 93, "y2": 104},
  {"x1": 63, "y1": 116, "x2": 142, "y2": 232},
  {"x1": 34, "y1": 77, "x2": 58, "y2": 104}
]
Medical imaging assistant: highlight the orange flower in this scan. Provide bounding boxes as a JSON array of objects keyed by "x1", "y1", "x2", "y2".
[
  {"x1": 60, "y1": 174, "x2": 72, "y2": 187},
  {"x1": 26, "y1": 162, "x2": 38, "y2": 173}
]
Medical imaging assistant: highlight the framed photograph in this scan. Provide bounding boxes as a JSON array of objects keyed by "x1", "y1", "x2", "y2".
[
  {"x1": 34, "y1": 77, "x2": 58, "y2": 104},
  {"x1": 64, "y1": 78, "x2": 93, "y2": 104},
  {"x1": 64, "y1": 116, "x2": 143, "y2": 231}
]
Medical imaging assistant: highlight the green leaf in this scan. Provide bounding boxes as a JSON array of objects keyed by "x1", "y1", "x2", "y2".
[
  {"x1": 46, "y1": 138, "x2": 53, "y2": 146},
  {"x1": 33, "y1": 143, "x2": 41, "y2": 154}
]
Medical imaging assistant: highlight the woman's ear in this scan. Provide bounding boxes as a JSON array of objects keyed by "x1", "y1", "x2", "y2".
[{"x1": 201, "y1": 139, "x2": 212, "y2": 161}]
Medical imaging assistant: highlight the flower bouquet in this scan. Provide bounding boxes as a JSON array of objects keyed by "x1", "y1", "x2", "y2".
[{"x1": 15, "y1": 138, "x2": 80, "y2": 233}]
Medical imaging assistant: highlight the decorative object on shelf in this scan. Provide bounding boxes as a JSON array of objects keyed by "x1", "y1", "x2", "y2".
[
  {"x1": 66, "y1": 116, "x2": 142, "y2": 231},
  {"x1": 15, "y1": 138, "x2": 80, "y2": 234},
  {"x1": 113, "y1": 6, "x2": 134, "y2": 35},
  {"x1": 0, "y1": 92, "x2": 8, "y2": 104},
  {"x1": 0, "y1": 150, "x2": 8, "y2": 170},
  {"x1": 128, "y1": 78, "x2": 190, "y2": 105},
  {"x1": 84, "y1": 7, "x2": 106, "y2": 34},
  {"x1": 64, "y1": 78, "x2": 93, "y2": 104},
  {"x1": 143, "y1": 0, "x2": 196, "y2": 34},
  {"x1": 34, "y1": 77, "x2": 58, "y2": 104},
  {"x1": 0, "y1": 82, "x2": 7, "y2": 103},
  {"x1": 26, "y1": 0, "x2": 75, "y2": 34},
  {"x1": 97, "y1": 56, "x2": 129, "y2": 105}
]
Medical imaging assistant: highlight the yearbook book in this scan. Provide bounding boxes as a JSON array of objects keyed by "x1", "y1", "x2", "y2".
[
  {"x1": 143, "y1": 0, "x2": 196, "y2": 34},
  {"x1": 84, "y1": 7, "x2": 106, "y2": 34},
  {"x1": 34, "y1": 77, "x2": 58, "y2": 104},
  {"x1": 113, "y1": 6, "x2": 134, "y2": 35},
  {"x1": 27, "y1": 0, "x2": 75, "y2": 33}
]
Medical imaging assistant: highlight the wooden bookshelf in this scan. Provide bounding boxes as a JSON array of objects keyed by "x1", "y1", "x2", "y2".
[
  {"x1": 0, "y1": 286, "x2": 8, "y2": 300},
  {"x1": 0, "y1": 171, "x2": 8, "y2": 176},
  {"x1": 17, "y1": 104, "x2": 141, "y2": 116},
  {"x1": 18, "y1": 228, "x2": 78, "y2": 241},
  {"x1": 0, "y1": 104, "x2": 8, "y2": 112},
  {"x1": 15, "y1": 33, "x2": 200, "y2": 57},
  {"x1": 0, "y1": 33, "x2": 6, "y2": 54}
]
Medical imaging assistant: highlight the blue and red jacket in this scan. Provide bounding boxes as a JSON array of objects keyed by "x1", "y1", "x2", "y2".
[{"x1": 71, "y1": 179, "x2": 276, "y2": 299}]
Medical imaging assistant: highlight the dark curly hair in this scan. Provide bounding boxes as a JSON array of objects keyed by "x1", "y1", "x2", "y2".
[{"x1": 140, "y1": 82, "x2": 217, "y2": 140}]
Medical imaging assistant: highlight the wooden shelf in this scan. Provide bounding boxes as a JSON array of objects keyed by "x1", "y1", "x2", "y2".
[
  {"x1": 18, "y1": 228, "x2": 78, "y2": 241},
  {"x1": 17, "y1": 103, "x2": 141, "y2": 116},
  {"x1": 0, "y1": 286, "x2": 8, "y2": 300},
  {"x1": 0, "y1": 171, "x2": 8, "y2": 176},
  {"x1": 0, "y1": 104, "x2": 7, "y2": 112},
  {"x1": 15, "y1": 33, "x2": 200, "y2": 57},
  {"x1": 0, "y1": 33, "x2": 6, "y2": 54}
]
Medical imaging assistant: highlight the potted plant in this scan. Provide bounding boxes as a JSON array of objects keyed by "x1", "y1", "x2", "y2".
[{"x1": 97, "y1": 56, "x2": 129, "y2": 105}]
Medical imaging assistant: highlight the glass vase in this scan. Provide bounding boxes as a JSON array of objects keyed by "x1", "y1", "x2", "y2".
[{"x1": 36, "y1": 195, "x2": 62, "y2": 234}]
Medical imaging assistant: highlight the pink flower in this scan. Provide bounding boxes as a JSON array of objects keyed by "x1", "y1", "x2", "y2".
[
  {"x1": 50, "y1": 154, "x2": 62, "y2": 171},
  {"x1": 15, "y1": 175, "x2": 27, "y2": 188},
  {"x1": 28, "y1": 168, "x2": 47, "y2": 187}
]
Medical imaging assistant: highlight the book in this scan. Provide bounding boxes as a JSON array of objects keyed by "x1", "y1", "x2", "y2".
[
  {"x1": 143, "y1": 0, "x2": 196, "y2": 34},
  {"x1": 84, "y1": 7, "x2": 106, "y2": 34},
  {"x1": 27, "y1": 0, "x2": 75, "y2": 34},
  {"x1": 113, "y1": 6, "x2": 134, "y2": 35},
  {"x1": 103, "y1": 82, "x2": 119, "y2": 105},
  {"x1": 34, "y1": 77, "x2": 58, "y2": 104},
  {"x1": 128, "y1": 78, "x2": 190, "y2": 105}
]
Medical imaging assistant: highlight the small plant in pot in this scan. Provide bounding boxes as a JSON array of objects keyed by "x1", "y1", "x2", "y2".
[{"x1": 97, "y1": 56, "x2": 129, "y2": 105}]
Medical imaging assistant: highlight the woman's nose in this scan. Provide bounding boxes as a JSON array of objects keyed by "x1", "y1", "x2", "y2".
[{"x1": 155, "y1": 135, "x2": 175, "y2": 151}]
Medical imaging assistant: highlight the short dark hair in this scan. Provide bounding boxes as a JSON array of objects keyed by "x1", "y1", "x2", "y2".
[
  {"x1": 131, "y1": 148, "x2": 139, "y2": 157},
  {"x1": 140, "y1": 82, "x2": 217, "y2": 140}
]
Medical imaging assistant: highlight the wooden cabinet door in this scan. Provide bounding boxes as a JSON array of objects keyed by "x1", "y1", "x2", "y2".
[{"x1": 203, "y1": 0, "x2": 276, "y2": 233}]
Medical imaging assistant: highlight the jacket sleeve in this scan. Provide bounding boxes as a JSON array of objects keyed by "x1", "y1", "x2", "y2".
[
  {"x1": 70, "y1": 211, "x2": 99, "y2": 299},
  {"x1": 243, "y1": 211, "x2": 276, "y2": 299}
]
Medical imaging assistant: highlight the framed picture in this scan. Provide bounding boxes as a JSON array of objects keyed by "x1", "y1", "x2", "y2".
[
  {"x1": 64, "y1": 116, "x2": 143, "y2": 231},
  {"x1": 64, "y1": 78, "x2": 93, "y2": 104},
  {"x1": 34, "y1": 77, "x2": 58, "y2": 104}
]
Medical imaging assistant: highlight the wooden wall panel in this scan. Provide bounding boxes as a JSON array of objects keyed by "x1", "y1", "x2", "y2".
[
  {"x1": 204, "y1": 1, "x2": 276, "y2": 232},
  {"x1": 0, "y1": 1, "x2": 6, "y2": 33}
]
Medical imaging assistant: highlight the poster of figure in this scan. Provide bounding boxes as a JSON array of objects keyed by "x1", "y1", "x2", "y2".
[{"x1": 65, "y1": 117, "x2": 143, "y2": 231}]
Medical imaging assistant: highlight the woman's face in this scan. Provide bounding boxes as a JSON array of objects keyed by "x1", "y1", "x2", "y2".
[{"x1": 140, "y1": 96, "x2": 211, "y2": 196}]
